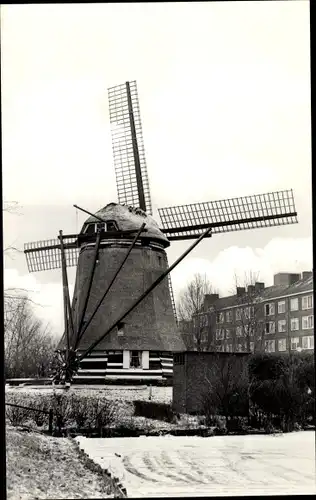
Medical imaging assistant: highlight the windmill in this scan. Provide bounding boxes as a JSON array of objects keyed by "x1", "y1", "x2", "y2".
[{"x1": 24, "y1": 80, "x2": 298, "y2": 384}]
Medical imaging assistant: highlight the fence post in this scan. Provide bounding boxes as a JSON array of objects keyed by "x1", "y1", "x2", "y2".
[{"x1": 49, "y1": 409, "x2": 53, "y2": 434}]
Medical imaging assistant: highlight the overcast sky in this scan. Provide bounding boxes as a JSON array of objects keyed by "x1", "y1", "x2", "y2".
[{"x1": 2, "y1": 1, "x2": 312, "y2": 336}]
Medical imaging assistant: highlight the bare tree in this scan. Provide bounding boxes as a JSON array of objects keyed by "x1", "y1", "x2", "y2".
[
  {"x1": 3, "y1": 200, "x2": 23, "y2": 258},
  {"x1": 4, "y1": 293, "x2": 57, "y2": 379},
  {"x1": 177, "y1": 273, "x2": 218, "y2": 351},
  {"x1": 231, "y1": 271, "x2": 266, "y2": 353},
  {"x1": 201, "y1": 354, "x2": 249, "y2": 427}
]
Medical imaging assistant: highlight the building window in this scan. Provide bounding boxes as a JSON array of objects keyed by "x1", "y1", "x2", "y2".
[
  {"x1": 216, "y1": 329, "x2": 225, "y2": 340},
  {"x1": 265, "y1": 340, "x2": 275, "y2": 353},
  {"x1": 226, "y1": 311, "x2": 233, "y2": 323},
  {"x1": 130, "y1": 351, "x2": 141, "y2": 368},
  {"x1": 236, "y1": 308, "x2": 241, "y2": 320},
  {"x1": 291, "y1": 337, "x2": 300, "y2": 351},
  {"x1": 244, "y1": 306, "x2": 254, "y2": 319},
  {"x1": 226, "y1": 329, "x2": 231, "y2": 339},
  {"x1": 226, "y1": 344, "x2": 233, "y2": 352},
  {"x1": 265, "y1": 303, "x2": 275, "y2": 316},
  {"x1": 302, "y1": 295, "x2": 313, "y2": 310},
  {"x1": 200, "y1": 332, "x2": 208, "y2": 343},
  {"x1": 236, "y1": 326, "x2": 243, "y2": 337},
  {"x1": 302, "y1": 336, "x2": 314, "y2": 350},
  {"x1": 217, "y1": 312, "x2": 224, "y2": 324},
  {"x1": 236, "y1": 343, "x2": 246, "y2": 352},
  {"x1": 278, "y1": 320, "x2": 286, "y2": 333},
  {"x1": 249, "y1": 342, "x2": 255, "y2": 353},
  {"x1": 204, "y1": 314, "x2": 209, "y2": 327},
  {"x1": 290, "y1": 317, "x2": 299, "y2": 331},
  {"x1": 290, "y1": 298, "x2": 299, "y2": 311},
  {"x1": 278, "y1": 339, "x2": 287, "y2": 352},
  {"x1": 174, "y1": 353, "x2": 185, "y2": 365},
  {"x1": 278, "y1": 301, "x2": 286, "y2": 314},
  {"x1": 302, "y1": 315, "x2": 314, "y2": 330},
  {"x1": 265, "y1": 321, "x2": 275, "y2": 334}
]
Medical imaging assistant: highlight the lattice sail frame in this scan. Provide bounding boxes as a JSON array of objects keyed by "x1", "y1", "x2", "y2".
[
  {"x1": 108, "y1": 81, "x2": 152, "y2": 214},
  {"x1": 158, "y1": 189, "x2": 298, "y2": 241},
  {"x1": 24, "y1": 237, "x2": 79, "y2": 273}
]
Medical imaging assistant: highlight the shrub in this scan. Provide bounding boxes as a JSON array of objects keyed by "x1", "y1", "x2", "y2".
[
  {"x1": 6, "y1": 403, "x2": 32, "y2": 426},
  {"x1": 133, "y1": 401, "x2": 175, "y2": 422},
  {"x1": 249, "y1": 353, "x2": 315, "y2": 431},
  {"x1": 248, "y1": 353, "x2": 287, "y2": 381}
]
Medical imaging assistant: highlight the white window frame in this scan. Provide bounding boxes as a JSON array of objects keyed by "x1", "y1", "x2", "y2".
[
  {"x1": 216, "y1": 329, "x2": 225, "y2": 340},
  {"x1": 302, "y1": 315, "x2": 314, "y2": 330},
  {"x1": 302, "y1": 295, "x2": 313, "y2": 311},
  {"x1": 236, "y1": 308, "x2": 241, "y2": 320},
  {"x1": 249, "y1": 341, "x2": 255, "y2": 353},
  {"x1": 278, "y1": 338, "x2": 287, "y2": 352},
  {"x1": 265, "y1": 321, "x2": 275, "y2": 334},
  {"x1": 265, "y1": 303, "x2": 275, "y2": 316},
  {"x1": 226, "y1": 311, "x2": 232, "y2": 323},
  {"x1": 290, "y1": 297, "x2": 299, "y2": 311},
  {"x1": 290, "y1": 317, "x2": 299, "y2": 331},
  {"x1": 265, "y1": 339, "x2": 275, "y2": 353},
  {"x1": 278, "y1": 319, "x2": 286, "y2": 333},
  {"x1": 290, "y1": 337, "x2": 300, "y2": 351},
  {"x1": 302, "y1": 336, "x2": 314, "y2": 350},
  {"x1": 236, "y1": 326, "x2": 243, "y2": 337},
  {"x1": 226, "y1": 328, "x2": 231, "y2": 339},
  {"x1": 278, "y1": 300, "x2": 286, "y2": 314},
  {"x1": 217, "y1": 312, "x2": 225, "y2": 324}
]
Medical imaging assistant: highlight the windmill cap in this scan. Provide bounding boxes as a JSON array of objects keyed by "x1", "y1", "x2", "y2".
[{"x1": 83, "y1": 202, "x2": 170, "y2": 247}]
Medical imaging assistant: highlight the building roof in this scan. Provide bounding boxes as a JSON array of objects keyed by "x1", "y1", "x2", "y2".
[
  {"x1": 208, "y1": 273, "x2": 313, "y2": 311},
  {"x1": 83, "y1": 202, "x2": 170, "y2": 247}
]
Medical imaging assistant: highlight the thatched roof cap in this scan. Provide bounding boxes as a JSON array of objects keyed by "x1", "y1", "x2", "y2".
[{"x1": 83, "y1": 203, "x2": 169, "y2": 247}]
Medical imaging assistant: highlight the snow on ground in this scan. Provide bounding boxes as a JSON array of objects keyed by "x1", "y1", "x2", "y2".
[
  {"x1": 5, "y1": 385, "x2": 172, "y2": 403},
  {"x1": 76, "y1": 431, "x2": 316, "y2": 498}
]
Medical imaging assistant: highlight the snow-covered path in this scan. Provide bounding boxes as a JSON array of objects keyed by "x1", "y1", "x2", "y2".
[{"x1": 76, "y1": 431, "x2": 315, "y2": 497}]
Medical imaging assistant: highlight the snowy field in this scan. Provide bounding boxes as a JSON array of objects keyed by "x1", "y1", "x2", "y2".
[
  {"x1": 5, "y1": 385, "x2": 172, "y2": 404},
  {"x1": 76, "y1": 431, "x2": 316, "y2": 497}
]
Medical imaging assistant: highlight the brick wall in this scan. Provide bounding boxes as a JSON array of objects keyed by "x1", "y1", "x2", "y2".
[{"x1": 71, "y1": 243, "x2": 185, "y2": 352}]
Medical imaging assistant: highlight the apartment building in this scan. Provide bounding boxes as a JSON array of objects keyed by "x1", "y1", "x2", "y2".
[{"x1": 190, "y1": 271, "x2": 314, "y2": 354}]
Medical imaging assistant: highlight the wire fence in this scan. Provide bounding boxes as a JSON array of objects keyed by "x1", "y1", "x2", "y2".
[{"x1": 5, "y1": 402, "x2": 54, "y2": 433}]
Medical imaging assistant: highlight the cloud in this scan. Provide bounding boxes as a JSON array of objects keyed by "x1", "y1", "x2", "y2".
[{"x1": 171, "y1": 236, "x2": 313, "y2": 298}]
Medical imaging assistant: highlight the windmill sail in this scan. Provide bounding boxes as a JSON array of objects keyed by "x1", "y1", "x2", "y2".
[
  {"x1": 108, "y1": 81, "x2": 152, "y2": 215},
  {"x1": 158, "y1": 189, "x2": 298, "y2": 241},
  {"x1": 24, "y1": 236, "x2": 79, "y2": 272}
]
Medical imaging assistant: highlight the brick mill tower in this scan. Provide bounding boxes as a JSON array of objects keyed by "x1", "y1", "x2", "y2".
[{"x1": 67, "y1": 202, "x2": 185, "y2": 382}]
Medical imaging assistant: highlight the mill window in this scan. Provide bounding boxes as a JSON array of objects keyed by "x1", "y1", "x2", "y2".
[
  {"x1": 107, "y1": 220, "x2": 118, "y2": 232},
  {"x1": 130, "y1": 351, "x2": 141, "y2": 368}
]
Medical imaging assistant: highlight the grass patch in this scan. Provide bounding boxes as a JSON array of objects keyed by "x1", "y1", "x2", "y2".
[{"x1": 6, "y1": 425, "x2": 116, "y2": 499}]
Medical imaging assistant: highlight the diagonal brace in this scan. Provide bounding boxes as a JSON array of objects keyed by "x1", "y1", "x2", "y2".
[
  {"x1": 75, "y1": 222, "x2": 146, "y2": 349},
  {"x1": 76, "y1": 230, "x2": 102, "y2": 346}
]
